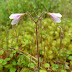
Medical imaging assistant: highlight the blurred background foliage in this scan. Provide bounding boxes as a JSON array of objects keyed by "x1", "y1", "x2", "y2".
[
  {"x1": 0, "y1": 0, "x2": 72, "y2": 72},
  {"x1": 0, "y1": 0, "x2": 72, "y2": 26}
]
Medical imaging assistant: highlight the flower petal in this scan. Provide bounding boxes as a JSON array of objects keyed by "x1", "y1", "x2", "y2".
[
  {"x1": 49, "y1": 13, "x2": 62, "y2": 17},
  {"x1": 48, "y1": 13, "x2": 62, "y2": 23},
  {"x1": 9, "y1": 13, "x2": 24, "y2": 25},
  {"x1": 11, "y1": 16, "x2": 21, "y2": 25},
  {"x1": 9, "y1": 13, "x2": 24, "y2": 19},
  {"x1": 11, "y1": 19, "x2": 19, "y2": 25},
  {"x1": 51, "y1": 16, "x2": 61, "y2": 23}
]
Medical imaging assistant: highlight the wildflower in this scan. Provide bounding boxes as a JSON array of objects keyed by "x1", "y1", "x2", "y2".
[
  {"x1": 9, "y1": 13, "x2": 24, "y2": 25},
  {"x1": 48, "y1": 13, "x2": 62, "y2": 23}
]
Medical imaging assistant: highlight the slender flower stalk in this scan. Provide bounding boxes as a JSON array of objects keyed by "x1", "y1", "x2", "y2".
[
  {"x1": 35, "y1": 22, "x2": 39, "y2": 72},
  {"x1": 27, "y1": 12, "x2": 43, "y2": 71}
]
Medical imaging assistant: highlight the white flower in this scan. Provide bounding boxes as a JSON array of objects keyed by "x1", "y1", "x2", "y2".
[
  {"x1": 48, "y1": 13, "x2": 62, "y2": 23},
  {"x1": 9, "y1": 13, "x2": 24, "y2": 25}
]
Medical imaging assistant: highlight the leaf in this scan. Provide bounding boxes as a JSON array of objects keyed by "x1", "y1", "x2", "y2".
[
  {"x1": 4, "y1": 64, "x2": 12, "y2": 69},
  {"x1": 52, "y1": 67, "x2": 56, "y2": 71},
  {"x1": 10, "y1": 54, "x2": 13, "y2": 58},
  {"x1": 68, "y1": 56, "x2": 72, "y2": 60},
  {"x1": 40, "y1": 69, "x2": 47, "y2": 72},
  {"x1": 17, "y1": 58, "x2": 21, "y2": 65},
  {"x1": 70, "y1": 61, "x2": 72, "y2": 65},
  {"x1": 5, "y1": 58, "x2": 10, "y2": 61},
  {"x1": 3, "y1": 44, "x2": 7, "y2": 49},
  {"x1": 67, "y1": 51, "x2": 72, "y2": 55},
  {"x1": 61, "y1": 70, "x2": 67, "y2": 72},
  {"x1": 10, "y1": 67, "x2": 16, "y2": 72},
  {"x1": 52, "y1": 64, "x2": 59, "y2": 70},
  {"x1": 0, "y1": 50, "x2": 4, "y2": 55},
  {"x1": 28, "y1": 63, "x2": 34, "y2": 68},
  {"x1": 12, "y1": 60, "x2": 16, "y2": 66},
  {"x1": 22, "y1": 68, "x2": 29, "y2": 72},
  {"x1": 0, "y1": 65, "x2": 3, "y2": 70},
  {"x1": 2, "y1": 60, "x2": 7, "y2": 65},
  {"x1": 44, "y1": 63, "x2": 50, "y2": 68},
  {"x1": 15, "y1": 46, "x2": 18, "y2": 49},
  {"x1": 0, "y1": 59, "x2": 3, "y2": 64}
]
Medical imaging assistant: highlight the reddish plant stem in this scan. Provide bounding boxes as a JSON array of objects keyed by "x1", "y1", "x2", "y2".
[
  {"x1": 27, "y1": 11, "x2": 44, "y2": 23},
  {"x1": 36, "y1": 12, "x2": 43, "y2": 23},
  {"x1": 35, "y1": 22, "x2": 40, "y2": 72},
  {"x1": 27, "y1": 12, "x2": 44, "y2": 72},
  {"x1": 27, "y1": 12, "x2": 35, "y2": 23},
  {"x1": 35, "y1": 12, "x2": 43, "y2": 71}
]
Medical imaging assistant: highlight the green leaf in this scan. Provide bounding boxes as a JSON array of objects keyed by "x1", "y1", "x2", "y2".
[
  {"x1": 10, "y1": 67, "x2": 16, "y2": 72},
  {"x1": 10, "y1": 54, "x2": 13, "y2": 58},
  {"x1": 67, "y1": 51, "x2": 72, "y2": 55},
  {"x1": 15, "y1": 46, "x2": 18, "y2": 49},
  {"x1": 0, "y1": 65, "x2": 3, "y2": 70},
  {"x1": 0, "y1": 59, "x2": 3, "y2": 64},
  {"x1": 2, "y1": 60, "x2": 7, "y2": 65},
  {"x1": 68, "y1": 56, "x2": 72, "y2": 60},
  {"x1": 70, "y1": 61, "x2": 72, "y2": 65},
  {"x1": 52, "y1": 64, "x2": 59, "y2": 71},
  {"x1": 4, "y1": 64, "x2": 12, "y2": 69},
  {"x1": 17, "y1": 58, "x2": 21, "y2": 65},
  {"x1": 5, "y1": 58, "x2": 10, "y2": 61},
  {"x1": 22, "y1": 68, "x2": 29, "y2": 72},
  {"x1": 61, "y1": 70, "x2": 67, "y2": 72},
  {"x1": 52, "y1": 67, "x2": 56, "y2": 71},
  {"x1": 12, "y1": 60, "x2": 16, "y2": 65},
  {"x1": 40, "y1": 69, "x2": 47, "y2": 72},
  {"x1": 28, "y1": 63, "x2": 34, "y2": 68},
  {"x1": 0, "y1": 50, "x2": 4, "y2": 55},
  {"x1": 3, "y1": 44, "x2": 7, "y2": 49},
  {"x1": 44, "y1": 63, "x2": 50, "y2": 68}
]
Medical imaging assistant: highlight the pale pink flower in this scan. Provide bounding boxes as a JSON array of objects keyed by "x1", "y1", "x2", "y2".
[
  {"x1": 48, "y1": 13, "x2": 62, "y2": 23},
  {"x1": 9, "y1": 13, "x2": 24, "y2": 25}
]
